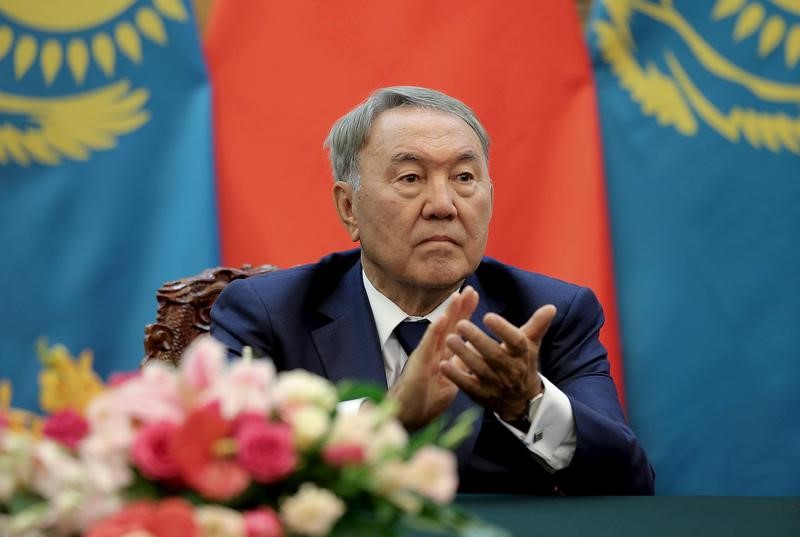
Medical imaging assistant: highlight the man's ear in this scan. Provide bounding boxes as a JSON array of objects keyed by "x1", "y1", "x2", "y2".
[{"x1": 333, "y1": 181, "x2": 360, "y2": 242}]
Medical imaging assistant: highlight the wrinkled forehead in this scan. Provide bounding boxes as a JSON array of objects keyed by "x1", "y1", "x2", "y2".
[{"x1": 364, "y1": 106, "x2": 487, "y2": 160}]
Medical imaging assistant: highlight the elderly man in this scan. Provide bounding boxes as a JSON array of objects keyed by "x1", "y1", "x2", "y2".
[{"x1": 211, "y1": 86, "x2": 654, "y2": 495}]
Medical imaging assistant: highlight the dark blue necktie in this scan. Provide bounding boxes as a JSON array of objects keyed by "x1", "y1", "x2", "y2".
[{"x1": 394, "y1": 319, "x2": 431, "y2": 356}]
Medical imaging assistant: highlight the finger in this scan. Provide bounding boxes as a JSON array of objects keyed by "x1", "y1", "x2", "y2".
[
  {"x1": 448, "y1": 354, "x2": 477, "y2": 378},
  {"x1": 440, "y1": 286, "x2": 475, "y2": 340},
  {"x1": 520, "y1": 304, "x2": 557, "y2": 344},
  {"x1": 445, "y1": 333, "x2": 495, "y2": 380},
  {"x1": 440, "y1": 358, "x2": 487, "y2": 400},
  {"x1": 412, "y1": 287, "x2": 479, "y2": 360},
  {"x1": 454, "y1": 320, "x2": 510, "y2": 370},
  {"x1": 411, "y1": 314, "x2": 447, "y2": 364},
  {"x1": 458, "y1": 286, "x2": 480, "y2": 322},
  {"x1": 483, "y1": 313, "x2": 530, "y2": 357},
  {"x1": 440, "y1": 291, "x2": 466, "y2": 336}
]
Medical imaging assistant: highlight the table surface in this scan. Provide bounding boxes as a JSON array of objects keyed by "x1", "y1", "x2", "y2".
[{"x1": 411, "y1": 495, "x2": 800, "y2": 537}]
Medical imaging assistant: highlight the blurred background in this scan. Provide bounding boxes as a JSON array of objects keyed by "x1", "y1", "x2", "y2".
[{"x1": 1, "y1": 0, "x2": 797, "y2": 496}]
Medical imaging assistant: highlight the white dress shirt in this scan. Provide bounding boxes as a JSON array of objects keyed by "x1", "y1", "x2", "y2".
[{"x1": 360, "y1": 271, "x2": 577, "y2": 470}]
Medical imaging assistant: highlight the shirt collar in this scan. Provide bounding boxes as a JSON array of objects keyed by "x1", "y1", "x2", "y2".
[{"x1": 362, "y1": 270, "x2": 453, "y2": 348}]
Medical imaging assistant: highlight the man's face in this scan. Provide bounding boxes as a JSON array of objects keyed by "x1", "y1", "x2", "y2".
[{"x1": 335, "y1": 107, "x2": 493, "y2": 297}]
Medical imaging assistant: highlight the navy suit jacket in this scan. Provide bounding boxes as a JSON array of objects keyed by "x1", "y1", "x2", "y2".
[{"x1": 211, "y1": 249, "x2": 654, "y2": 495}]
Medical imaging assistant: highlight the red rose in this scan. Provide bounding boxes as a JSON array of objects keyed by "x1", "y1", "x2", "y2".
[
  {"x1": 131, "y1": 421, "x2": 180, "y2": 480},
  {"x1": 236, "y1": 420, "x2": 296, "y2": 483},
  {"x1": 42, "y1": 409, "x2": 89, "y2": 450}
]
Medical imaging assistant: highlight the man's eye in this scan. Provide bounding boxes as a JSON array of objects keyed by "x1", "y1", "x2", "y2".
[
  {"x1": 400, "y1": 174, "x2": 419, "y2": 183},
  {"x1": 455, "y1": 172, "x2": 474, "y2": 183}
]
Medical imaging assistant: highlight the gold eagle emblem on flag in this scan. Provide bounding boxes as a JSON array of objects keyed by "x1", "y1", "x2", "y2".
[
  {"x1": 595, "y1": 0, "x2": 800, "y2": 154},
  {"x1": 0, "y1": 0, "x2": 189, "y2": 166}
]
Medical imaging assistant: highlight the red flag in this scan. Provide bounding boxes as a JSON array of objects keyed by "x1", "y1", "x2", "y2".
[{"x1": 205, "y1": 1, "x2": 624, "y2": 401}]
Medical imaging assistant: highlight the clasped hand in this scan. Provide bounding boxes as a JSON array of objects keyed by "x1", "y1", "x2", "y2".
[{"x1": 388, "y1": 285, "x2": 556, "y2": 428}]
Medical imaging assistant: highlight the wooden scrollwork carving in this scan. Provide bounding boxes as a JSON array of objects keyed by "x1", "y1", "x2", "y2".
[{"x1": 143, "y1": 264, "x2": 278, "y2": 366}]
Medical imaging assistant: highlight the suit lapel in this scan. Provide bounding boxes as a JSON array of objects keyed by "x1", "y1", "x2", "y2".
[
  {"x1": 466, "y1": 270, "x2": 505, "y2": 334},
  {"x1": 309, "y1": 261, "x2": 508, "y2": 465},
  {"x1": 311, "y1": 260, "x2": 388, "y2": 388}
]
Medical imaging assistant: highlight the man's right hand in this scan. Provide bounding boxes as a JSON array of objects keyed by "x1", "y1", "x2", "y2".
[{"x1": 388, "y1": 286, "x2": 479, "y2": 430}]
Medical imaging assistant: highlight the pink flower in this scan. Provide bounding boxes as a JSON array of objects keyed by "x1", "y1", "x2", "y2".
[
  {"x1": 85, "y1": 498, "x2": 199, "y2": 537},
  {"x1": 206, "y1": 359, "x2": 276, "y2": 419},
  {"x1": 172, "y1": 406, "x2": 250, "y2": 500},
  {"x1": 42, "y1": 409, "x2": 89, "y2": 450},
  {"x1": 236, "y1": 420, "x2": 296, "y2": 483},
  {"x1": 87, "y1": 363, "x2": 184, "y2": 430},
  {"x1": 322, "y1": 444, "x2": 366, "y2": 467},
  {"x1": 180, "y1": 335, "x2": 226, "y2": 392},
  {"x1": 131, "y1": 421, "x2": 180, "y2": 480},
  {"x1": 108, "y1": 371, "x2": 139, "y2": 386},
  {"x1": 403, "y1": 446, "x2": 458, "y2": 504},
  {"x1": 244, "y1": 507, "x2": 284, "y2": 537}
]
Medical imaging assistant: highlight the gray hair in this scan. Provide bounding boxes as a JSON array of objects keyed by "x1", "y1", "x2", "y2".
[{"x1": 324, "y1": 86, "x2": 490, "y2": 188}]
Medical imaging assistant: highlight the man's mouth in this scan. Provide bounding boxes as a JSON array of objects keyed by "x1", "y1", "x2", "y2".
[{"x1": 420, "y1": 235, "x2": 459, "y2": 245}]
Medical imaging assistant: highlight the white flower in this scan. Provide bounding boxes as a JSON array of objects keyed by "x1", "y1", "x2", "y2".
[
  {"x1": 195, "y1": 505, "x2": 246, "y2": 537},
  {"x1": 403, "y1": 446, "x2": 458, "y2": 504},
  {"x1": 52, "y1": 490, "x2": 120, "y2": 535},
  {"x1": 366, "y1": 419, "x2": 408, "y2": 461},
  {"x1": 274, "y1": 370, "x2": 338, "y2": 411},
  {"x1": 0, "y1": 433, "x2": 34, "y2": 501},
  {"x1": 280, "y1": 483, "x2": 346, "y2": 536},
  {"x1": 21, "y1": 439, "x2": 123, "y2": 535},
  {"x1": 78, "y1": 435, "x2": 133, "y2": 494},
  {"x1": 287, "y1": 405, "x2": 330, "y2": 450},
  {"x1": 373, "y1": 461, "x2": 423, "y2": 513},
  {"x1": 30, "y1": 441, "x2": 86, "y2": 500},
  {"x1": 324, "y1": 411, "x2": 374, "y2": 450}
]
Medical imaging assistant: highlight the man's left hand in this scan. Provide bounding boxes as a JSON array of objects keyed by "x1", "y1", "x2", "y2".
[{"x1": 440, "y1": 304, "x2": 557, "y2": 421}]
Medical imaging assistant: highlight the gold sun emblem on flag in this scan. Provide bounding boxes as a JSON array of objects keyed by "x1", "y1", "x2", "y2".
[
  {"x1": 712, "y1": 0, "x2": 800, "y2": 66},
  {"x1": 0, "y1": 0, "x2": 189, "y2": 166},
  {"x1": 595, "y1": 0, "x2": 800, "y2": 154}
]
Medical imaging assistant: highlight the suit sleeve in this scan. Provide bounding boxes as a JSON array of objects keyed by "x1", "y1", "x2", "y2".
[
  {"x1": 210, "y1": 278, "x2": 276, "y2": 359},
  {"x1": 545, "y1": 286, "x2": 655, "y2": 495}
]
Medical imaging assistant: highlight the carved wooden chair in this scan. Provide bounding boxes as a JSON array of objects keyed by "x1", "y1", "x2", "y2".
[{"x1": 142, "y1": 264, "x2": 278, "y2": 366}]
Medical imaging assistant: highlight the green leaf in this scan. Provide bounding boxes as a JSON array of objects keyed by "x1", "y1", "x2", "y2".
[
  {"x1": 6, "y1": 501, "x2": 51, "y2": 533},
  {"x1": 403, "y1": 500, "x2": 512, "y2": 537},
  {"x1": 123, "y1": 468, "x2": 166, "y2": 501},
  {"x1": 437, "y1": 408, "x2": 479, "y2": 450},
  {"x1": 337, "y1": 380, "x2": 387, "y2": 404},
  {"x1": 406, "y1": 418, "x2": 445, "y2": 455},
  {"x1": 330, "y1": 503, "x2": 404, "y2": 537},
  {"x1": 6, "y1": 490, "x2": 44, "y2": 514},
  {"x1": 331, "y1": 466, "x2": 373, "y2": 498}
]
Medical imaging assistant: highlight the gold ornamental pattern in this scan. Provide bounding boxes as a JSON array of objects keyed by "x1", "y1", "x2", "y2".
[{"x1": 0, "y1": 0, "x2": 189, "y2": 166}]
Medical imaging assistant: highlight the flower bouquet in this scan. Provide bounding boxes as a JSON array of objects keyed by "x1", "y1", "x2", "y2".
[{"x1": 0, "y1": 337, "x2": 508, "y2": 537}]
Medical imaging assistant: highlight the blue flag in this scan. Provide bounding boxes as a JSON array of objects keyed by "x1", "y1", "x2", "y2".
[
  {"x1": 589, "y1": 1, "x2": 800, "y2": 495},
  {"x1": 0, "y1": 1, "x2": 217, "y2": 410}
]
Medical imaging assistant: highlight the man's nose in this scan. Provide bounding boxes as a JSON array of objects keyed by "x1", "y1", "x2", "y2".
[{"x1": 421, "y1": 176, "x2": 457, "y2": 219}]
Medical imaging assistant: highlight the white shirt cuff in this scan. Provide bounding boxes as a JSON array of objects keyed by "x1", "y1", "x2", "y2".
[
  {"x1": 495, "y1": 374, "x2": 577, "y2": 471},
  {"x1": 336, "y1": 398, "x2": 366, "y2": 414}
]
